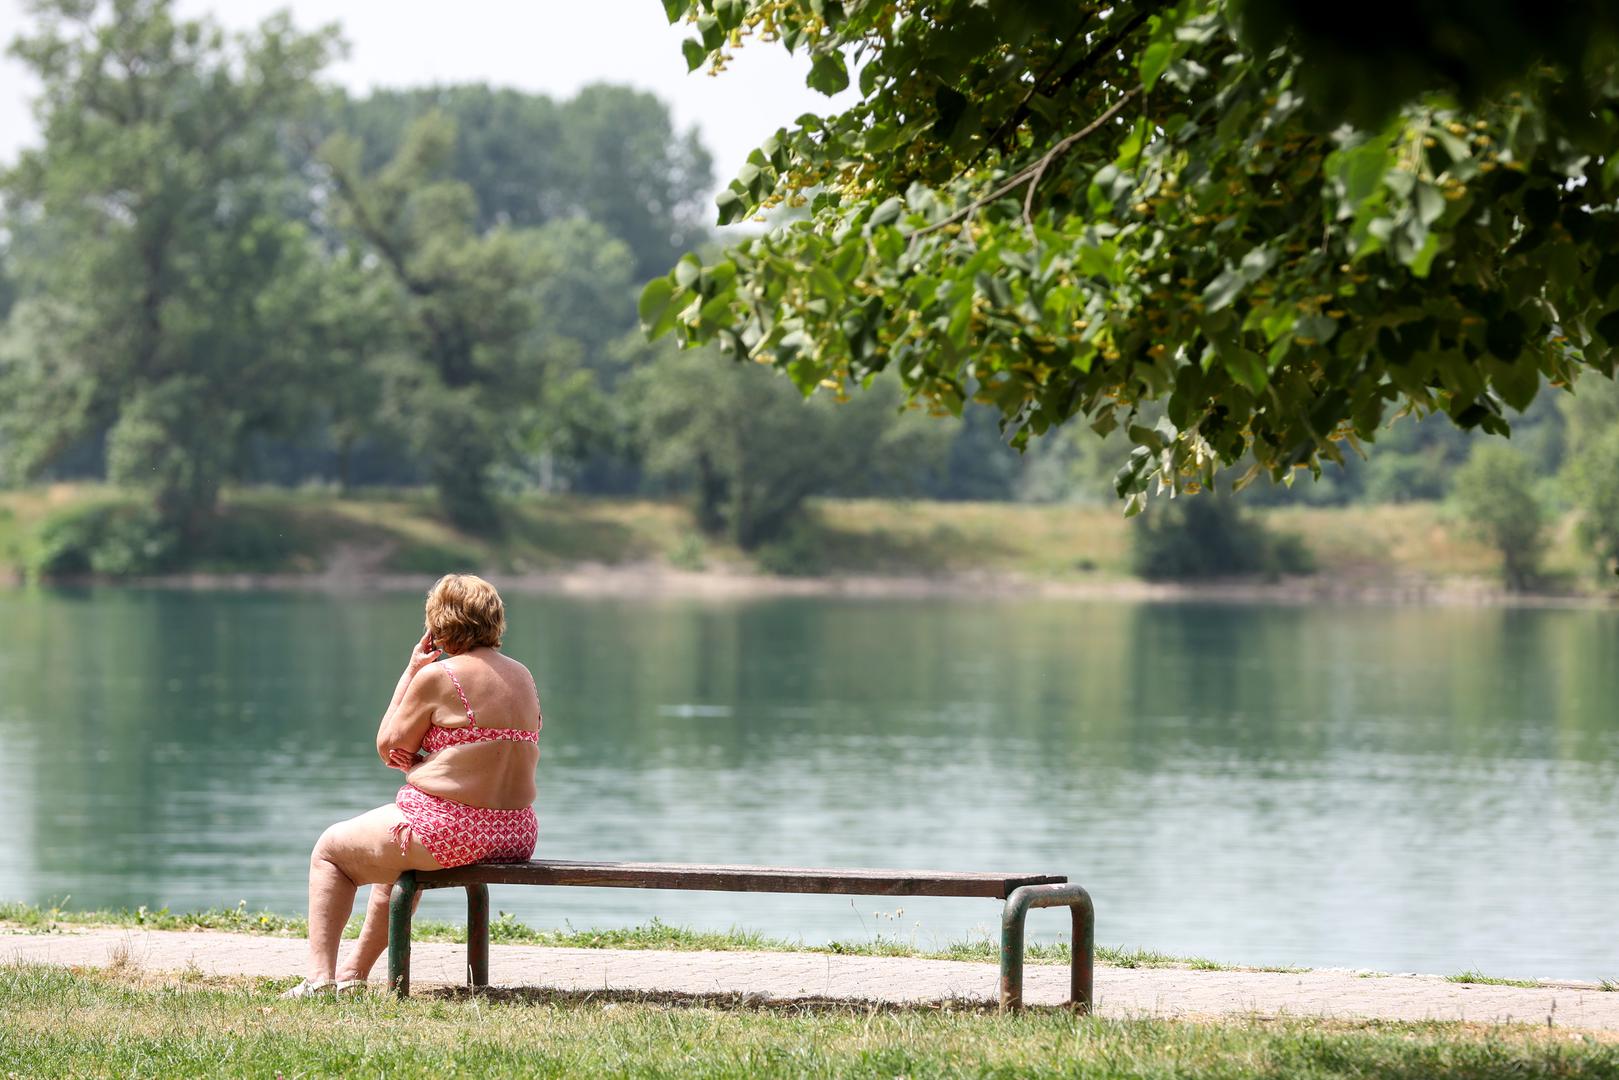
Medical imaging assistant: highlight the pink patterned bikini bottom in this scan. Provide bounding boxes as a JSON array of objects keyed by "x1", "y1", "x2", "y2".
[{"x1": 392, "y1": 785, "x2": 537, "y2": 868}]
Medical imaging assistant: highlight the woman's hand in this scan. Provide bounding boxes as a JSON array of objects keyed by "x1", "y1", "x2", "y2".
[
  {"x1": 387, "y1": 747, "x2": 424, "y2": 771},
  {"x1": 405, "y1": 630, "x2": 439, "y2": 675}
]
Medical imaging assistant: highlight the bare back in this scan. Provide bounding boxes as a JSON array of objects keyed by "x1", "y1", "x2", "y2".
[{"x1": 404, "y1": 647, "x2": 540, "y2": 809}]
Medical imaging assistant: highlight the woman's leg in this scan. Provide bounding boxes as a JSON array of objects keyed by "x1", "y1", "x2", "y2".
[
  {"x1": 339, "y1": 882, "x2": 420, "y2": 983},
  {"x1": 305, "y1": 803, "x2": 440, "y2": 983}
]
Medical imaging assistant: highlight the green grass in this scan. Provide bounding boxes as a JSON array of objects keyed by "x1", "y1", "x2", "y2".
[
  {"x1": 0, "y1": 965, "x2": 1610, "y2": 1079},
  {"x1": 1447, "y1": 970, "x2": 1544, "y2": 989},
  {"x1": 0, "y1": 901, "x2": 1234, "y2": 971}
]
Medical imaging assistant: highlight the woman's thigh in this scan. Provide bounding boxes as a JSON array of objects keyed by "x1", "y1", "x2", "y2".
[{"x1": 314, "y1": 803, "x2": 442, "y2": 886}]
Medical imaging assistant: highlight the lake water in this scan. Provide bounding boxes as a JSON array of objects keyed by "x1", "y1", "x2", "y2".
[{"x1": 2, "y1": 588, "x2": 1616, "y2": 980}]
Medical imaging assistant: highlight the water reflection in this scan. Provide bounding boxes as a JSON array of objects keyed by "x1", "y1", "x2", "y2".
[{"x1": 1, "y1": 589, "x2": 1616, "y2": 978}]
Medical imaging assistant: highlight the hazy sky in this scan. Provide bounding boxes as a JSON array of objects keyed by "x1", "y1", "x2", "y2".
[{"x1": 0, "y1": 0, "x2": 855, "y2": 202}]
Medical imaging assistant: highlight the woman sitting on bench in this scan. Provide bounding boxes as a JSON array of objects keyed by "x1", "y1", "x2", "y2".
[{"x1": 284, "y1": 573, "x2": 542, "y2": 997}]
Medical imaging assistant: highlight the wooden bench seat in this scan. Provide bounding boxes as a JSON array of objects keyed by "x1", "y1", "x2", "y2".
[
  {"x1": 388, "y1": 859, "x2": 1093, "y2": 1011},
  {"x1": 406, "y1": 859, "x2": 1067, "y2": 897}
]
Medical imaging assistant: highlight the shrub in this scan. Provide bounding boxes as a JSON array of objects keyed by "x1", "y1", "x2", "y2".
[
  {"x1": 183, "y1": 507, "x2": 308, "y2": 571},
  {"x1": 28, "y1": 500, "x2": 307, "y2": 579},
  {"x1": 668, "y1": 533, "x2": 707, "y2": 571},
  {"x1": 1452, "y1": 442, "x2": 1544, "y2": 590},
  {"x1": 1131, "y1": 493, "x2": 1313, "y2": 580},
  {"x1": 30, "y1": 501, "x2": 178, "y2": 579},
  {"x1": 754, "y1": 519, "x2": 825, "y2": 577}
]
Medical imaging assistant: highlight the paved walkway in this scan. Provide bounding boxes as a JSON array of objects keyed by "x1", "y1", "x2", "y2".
[{"x1": 4, "y1": 927, "x2": 1616, "y2": 1031}]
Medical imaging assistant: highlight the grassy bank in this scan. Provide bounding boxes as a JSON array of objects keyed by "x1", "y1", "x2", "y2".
[
  {"x1": 1, "y1": 965, "x2": 1612, "y2": 1079},
  {"x1": 0, "y1": 483, "x2": 1598, "y2": 592},
  {"x1": 0, "y1": 901, "x2": 1219, "y2": 971}
]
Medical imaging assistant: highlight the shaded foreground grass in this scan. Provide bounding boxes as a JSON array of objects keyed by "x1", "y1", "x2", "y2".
[
  {"x1": 0, "y1": 901, "x2": 1224, "y2": 970},
  {"x1": 1, "y1": 965, "x2": 1613, "y2": 1080}
]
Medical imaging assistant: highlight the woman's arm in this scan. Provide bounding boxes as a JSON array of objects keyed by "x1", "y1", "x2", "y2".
[{"x1": 377, "y1": 631, "x2": 441, "y2": 768}]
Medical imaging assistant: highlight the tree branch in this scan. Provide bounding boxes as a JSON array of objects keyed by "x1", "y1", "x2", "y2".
[
  {"x1": 955, "y1": 3, "x2": 1163, "y2": 181},
  {"x1": 908, "y1": 87, "x2": 1139, "y2": 243}
]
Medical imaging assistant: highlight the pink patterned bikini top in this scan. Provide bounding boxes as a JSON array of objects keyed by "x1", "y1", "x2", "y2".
[{"x1": 419, "y1": 657, "x2": 542, "y2": 754}]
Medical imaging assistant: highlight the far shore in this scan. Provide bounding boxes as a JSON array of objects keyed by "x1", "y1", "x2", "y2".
[
  {"x1": 6, "y1": 488, "x2": 1615, "y2": 609},
  {"x1": 9, "y1": 560, "x2": 1618, "y2": 610}
]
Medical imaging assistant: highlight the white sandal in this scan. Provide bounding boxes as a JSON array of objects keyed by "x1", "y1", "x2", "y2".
[
  {"x1": 280, "y1": 978, "x2": 335, "y2": 999},
  {"x1": 335, "y1": 978, "x2": 369, "y2": 995}
]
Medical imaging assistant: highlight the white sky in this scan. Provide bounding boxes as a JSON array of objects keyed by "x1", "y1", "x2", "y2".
[{"x1": 0, "y1": 0, "x2": 855, "y2": 204}]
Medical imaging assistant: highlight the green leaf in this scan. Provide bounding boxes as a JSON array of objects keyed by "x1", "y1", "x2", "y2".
[
  {"x1": 807, "y1": 54, "x2": 849, "y2": 95},
  {"x1": 698, "y1": 293, "x2": 732, "y2": 327},
  {"x1": 868, "y1": 196, "x2": 904, "y2": 228},
  {"x1": 830, "y1": 242, "x2": 863, "y2": 283},
  {"x1": 697, "y1": 14, "x2": 724, "y2": 50},
  {"x1": 1489, "y1": 356, "x2": 1539, "y2": 411},
  {"x1": 1432, "y1": 128, "x2": 1472, "y2": 167},
  {"x1": 681, "y1": 38, "x2": 707, "y2": 72},
  {"x1": 1202, "y1": 268, "x2": 1245, "y2": 312},
  {"x1": 674, "y1": 254, "x2": 701, "y2": 289},
  {"x1": 1140, "y1": 39, "x2": 1174, "y2": 90},
  {"x1": 1486, "y1": 311, "x2": 1526, "y2": 360},
  {"x1": 638, "y1": 277, "x2": 674, "y2": 331},
  {"x1": 699, "y1": 260, "x2": 737, "y2": 297},
  {"x1": 716, "y1": 188, "x2": 747, "y2": 226},
  {"x1": 1295, "y1": 314, "x2": 1338, "y2": 344},
  {"x1": 859, "y1": 60, "x2": 882, "y2": 96},
  {"x1": 1595, "y1": 310, "x2": 1619, "y2": 346},
  {"x1": 1594, "y1": 254, "x2": 1619, "y2": 299},
  {"x1": 1335, "y1": 137, "x2": 1392, "y2": 213},
  {"x1": 933, "y1": 86, "x2": 969, "y2": 139},
  {"x1": 1414, "y1": 181, "x2": 1444, "y2": 225},
  {"x1": 1223, "y1": 346, "x2": 1269, "y2": 393},
  {"x1": 809, "y1": 264, "x2": 842, "y2": 298},
  {"x1": 1409, "y1": 232, "x2": 1441, "y2": 277},
  {"x1": 713, "y1": 0, "x2": 745, "y2": 31},
  {"x1": 1202, "y1": 247, "x2": 1274, "y2": 312}
]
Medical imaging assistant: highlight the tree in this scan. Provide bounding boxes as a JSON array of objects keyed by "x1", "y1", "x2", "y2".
[
  {"x1": 1564, "y1": 422, "x2": 1619, "y2": 579},
  {"x1": 318, "y1": 114, "x2": 543, "y2": 527},
  {"x1": 629, "y1": 342, "x2": 939, "y2": 547},
  {"x1": 555, "y1": 84, "x2": 715, "y2": 278},
  {"x1": 507, "y1": 220, "x2": 641, "y2": 492},
  {"x1": 301, "y1": 251, "x2": 402, "y2": 493},
  {"x1": 0, "y1": 0, "x2": 335, "y2": 531},
  {"x1": 1558, "y1": 370, "x2": 1619, "y2": 459},
  {"x1": 644, "y1": 1, "x2": 1619, "y2": 512},
  {"x1": 327, "y1": 83, "x2": 713, "y2": 277},
  {"x1": 1452, "y1": 442, "x2": 1543, "y2": 590}
]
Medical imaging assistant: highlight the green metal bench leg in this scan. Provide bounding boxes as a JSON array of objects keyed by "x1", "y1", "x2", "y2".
[
  {"x1": 389, "y1": 871, "x2": 419, "y2": 998},
  {"x1": 466, "y1": 883, "x2": 490, "y2": 989},
  {"x1": 1000, "y1": 883, "x2": 1094, "y2": 1013}
]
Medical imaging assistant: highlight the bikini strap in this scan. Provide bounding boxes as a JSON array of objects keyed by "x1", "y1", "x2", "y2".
[{"x1": 438, "y1": 657, "x2": 478, "y2": 726}]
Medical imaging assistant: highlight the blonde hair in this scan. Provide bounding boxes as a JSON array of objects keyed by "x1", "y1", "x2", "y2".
[{"x1": 424, "y1": 573, "x2": 506, "y2": 654}]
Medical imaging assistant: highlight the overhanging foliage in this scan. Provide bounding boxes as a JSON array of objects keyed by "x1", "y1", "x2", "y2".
[{"x1": 644, "y1": 0, "x2": 1619, "y2": 510}]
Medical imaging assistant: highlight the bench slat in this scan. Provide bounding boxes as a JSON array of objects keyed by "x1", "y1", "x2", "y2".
[{"x1": 416, "y1": 859, "x2": 1066, "y2": 899}]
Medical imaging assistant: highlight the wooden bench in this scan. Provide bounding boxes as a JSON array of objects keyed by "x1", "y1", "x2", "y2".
[{"x1": 387, "y1": 860, "x2": 1093, "y2": 1011}]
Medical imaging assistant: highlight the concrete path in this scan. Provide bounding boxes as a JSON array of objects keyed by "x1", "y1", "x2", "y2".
[{"x1": 4, "y1": 927, "x2": 1616, "y2": 1031}]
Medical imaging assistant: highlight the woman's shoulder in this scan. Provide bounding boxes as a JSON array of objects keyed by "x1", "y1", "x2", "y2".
[{"x1": 485, "y1": 649, "x2": 535, "y2": 682}]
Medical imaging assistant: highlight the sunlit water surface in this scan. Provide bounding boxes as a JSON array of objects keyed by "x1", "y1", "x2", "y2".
[{"x1": 2, "y1": 588, "x2": 1616, "y2": 979}]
